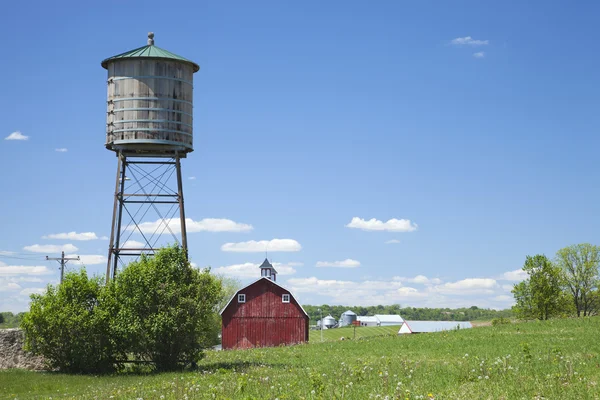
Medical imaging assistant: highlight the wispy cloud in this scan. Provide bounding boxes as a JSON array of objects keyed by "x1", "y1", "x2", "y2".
[
  {"x1": 130, "y1": 218, "x2": 253, "y2": 234},
  {"x1": 499, "y1": 269, "x2": 528, "y2": 282},
  {"x1": 55, "y1": 148, "x2": 68, "y2": 152},
  {"x1": 5, "y1": 131, "x2": 29, "y2": 141},
  {"x1": 451, "y1": 36, "x2": 489, "y2": 46},
  {"x1": 316, "y1": 259, "x2": 360, "y2": 268},
  {"x1": 0, "y1": 266, "x2": 53, "y2": 276},
  {"x1": 42, "y1": 232, "x2": 99, "y2": 241},
  {"x1": 121, "y1": 240, "x2": 145, "y2": 249},
  {"x1": 221, "y1": 239, "x2": 301, "y2": 253},
  {"x1": 188, "y1": 176, "x2": 196, "y2": 180},
  {"x1": 385, "y1": 239, "x2": 401, "y2": 244},
  {"x1": 473, "y1": 52, "x2": 485, "y2": 58},
  {"x1": 66, "y1": 254, "x2": 107, "y2": 265},
  {"x1": 23, "y1": 244, "x2": 78, "y2": 253},
  {"x1": 346, "y1": 217, "x2": 418, "y2": 232},
  {"x1": 213, "y1": 262, "x2": 299, "y2": 278}
]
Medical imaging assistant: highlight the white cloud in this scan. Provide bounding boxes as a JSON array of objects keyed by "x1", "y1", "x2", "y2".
[
  {"x1": 5, "y1": 131, "x2": 29, "y2": 141},
  {"x1": 188, "y1": 176, "x2": 196, "y2": 180},
  {"x1": 502, "y1": 284, "x2": 515, "y2": 292},
  {"x1": 55, "y1": 148, "x2": 68, "y2": 152},
  {"x1": 66, "y1": 254, "x2": 107, "y2": 265},
  {"x1": 316, "y1": 259, "x2": 360, "y2": 268},
  {"x1": 130, "y1": 218, "x2": 253, "y2": 234},
  {"x1": 100, "y1": 236, "x2": 109, "y2": 240},
  {"x1": 500, "y1": 269, "x2": 528, "y2": 282},
  {"x1": 393, "y1": 275, "x2": 443, "y2": 285},
  {"x1": 0, "y1": 261, "x2": 5, "y2": 267},
  {"x1": 221, "y1": 239, "x2": 301, "y2": 253},
  {"x1": 451, "y1": 36, "x2": 489, "y2": 46},
  {"x1": 213, "y1": 261, "x2": 299, "y2": 278},
  {"x1": 473, "y1": 52, "x2": 485, "y2": 58},
  {"x1": 0, "y1": 282, "x2": 22, "y2": 292},
  {"x1": 0, "y1": 266, "x2": 53, "y2": 276},
  {"x1": 23, "y1": 244, "x2": 78, "y2": 253},
  {"x1": 0, "y1": 251, "x2": 15, "y2": 256},
  {"x1": 20, "y1": 288, "x2": 46, "y2": 296},
  {"x1": 432, "y1": 278, "x2": 497, "y2": 295},
  {"x1": 346, "y1": 217, "x2": 418, "y2": 232},
  {"x1": 42, "y1": 231, "x2": 99, "y2": 241},
  {"x1": 385, "y1": 239, "x2": 401, "y2": 244},
  {"x1": 121, "y1": 240, "x2": 145, "y2": 249},
  {"x1": 493, "y1": 295, "x2": 513, "y2": 302}
]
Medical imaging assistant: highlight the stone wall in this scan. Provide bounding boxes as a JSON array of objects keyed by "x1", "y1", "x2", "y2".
[{"x1": 0, "y1": 329, "x2": 45, "y2": 370}]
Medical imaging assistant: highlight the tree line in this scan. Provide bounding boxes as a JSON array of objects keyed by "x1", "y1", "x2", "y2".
[
  {"x1": 512, "y1": 243, "x2": 600, "y2": 320},
  {"x1": 302, "y1": 304, "x2": 512, "y2": 323}
]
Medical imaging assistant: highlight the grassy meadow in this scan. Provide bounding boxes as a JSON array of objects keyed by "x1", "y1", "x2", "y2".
[
  {"x1": 2, "y1": 318, "x2": 600, "y2": 399},
  {"x1": 309, "y1": 325, "x2": 399, "y2": 342}
]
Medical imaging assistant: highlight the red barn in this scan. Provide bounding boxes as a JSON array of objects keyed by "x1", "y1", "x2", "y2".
[{"x1": 220, "y1": 259, "x2": 309, "y2": 349}]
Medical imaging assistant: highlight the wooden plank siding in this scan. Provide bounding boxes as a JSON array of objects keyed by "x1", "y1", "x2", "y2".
[{"x1": 221, "y1": 278, "x2": 309, "y2": 350}]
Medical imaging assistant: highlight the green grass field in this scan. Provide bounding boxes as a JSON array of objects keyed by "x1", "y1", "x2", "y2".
[
  {"x1": 309, "y1": 325, "x2": 399, "y2": 342},
  {"x1": 2, "y1": 318, "x2": 600, "y2": 399}
]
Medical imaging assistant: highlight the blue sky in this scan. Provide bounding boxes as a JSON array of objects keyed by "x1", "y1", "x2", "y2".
[{"x1": 2, "y1": 1, "x2": 600, "y2": 312}]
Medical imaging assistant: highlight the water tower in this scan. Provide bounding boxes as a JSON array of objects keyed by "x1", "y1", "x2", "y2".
[{"x1": 101, "y1": 33, "x2": 200, "y2": 281}]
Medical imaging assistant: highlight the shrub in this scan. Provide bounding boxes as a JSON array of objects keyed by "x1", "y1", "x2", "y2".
[
  {"x1": 107, "y1": 246, "x2": 222, "y2": 371},
  {"x1": 492, "y1": 317, "x2": 511, "y2": 326},
  {"x1": 21, "y1": 270, "x2": 122, "y2": 373}
]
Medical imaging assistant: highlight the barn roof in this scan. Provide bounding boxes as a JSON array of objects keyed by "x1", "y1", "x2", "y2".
[
  {"x1": 400, "y1": 320, "x2": 472, "y2": 333},
  {"x1": 219, "y1": 277, "x2": 308, "y2": 317},
  {"x1": 356, "y1": 316, "x2": 379, "y2": 323},
  {"x1": 374, "y1": 314, "x2": 404, "y2": 323}
]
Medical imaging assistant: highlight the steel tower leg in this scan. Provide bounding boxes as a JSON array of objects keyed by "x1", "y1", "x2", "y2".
[
  {"x1": 176, "y1": 156, "x2": 188, "y2": 258},
  {"x1": 106, "y1": 154, "x2": 188, "y2": 280}
]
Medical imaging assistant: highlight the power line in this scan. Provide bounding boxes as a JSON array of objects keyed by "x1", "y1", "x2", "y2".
[{"x1": 46, "y1": 251, "x2": 80, "y2": 283}]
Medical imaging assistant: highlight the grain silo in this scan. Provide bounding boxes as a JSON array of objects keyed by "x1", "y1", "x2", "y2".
[
  {"x1": 339, "y1": 310, "x2": 357, "y2": 327},
  {"x1": 102, "y1": 33, "x2": 200, "y2": 281},
  {"x1": 322, "y1": 315, "x2": 337, "y2": 329}
]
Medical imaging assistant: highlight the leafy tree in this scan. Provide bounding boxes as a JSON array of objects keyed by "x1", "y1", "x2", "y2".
[
  {"x1": 107, "y1": 246, "x2": 222, "y2": 371},
  {"x1": 207, "y1": 274, "x2": 242, "y2": 345},
  {"x1": 512, "y1": 255, "x2": 564, "y2": 320},
  {"x1": 21, "y1": 270, "x2": 120, "y2": 373},
  {"x1": 555, "y1": 244, "x2": 600, "y2": 317},
  {"x1": 0, "y1": 313, "x2": 4, "y2": 324}
]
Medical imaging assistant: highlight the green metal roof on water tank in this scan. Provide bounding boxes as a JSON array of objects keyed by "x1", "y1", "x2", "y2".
[{"x1": 101, "y1": 32, "x2": 200, "y2": 72}]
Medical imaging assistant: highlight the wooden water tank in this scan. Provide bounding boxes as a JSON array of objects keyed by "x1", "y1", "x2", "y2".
[{"x1": 101, "y1": 33, "x2": 200, "y2": 156}]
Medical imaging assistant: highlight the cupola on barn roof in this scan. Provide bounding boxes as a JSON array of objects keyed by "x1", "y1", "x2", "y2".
[
  {"x1": 259, "y1": 258, "x2": 278, "y2": 273},
  {"x1": 101, "y1": 32, "x2": 200, "y2": 72}
]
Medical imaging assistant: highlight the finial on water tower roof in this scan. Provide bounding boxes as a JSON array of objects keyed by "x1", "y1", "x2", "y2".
[{"x1": 147, "y1": 32, "x2": 155, "y2": 45}]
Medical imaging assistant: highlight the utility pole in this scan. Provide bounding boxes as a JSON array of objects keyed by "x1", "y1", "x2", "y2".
[{"x1": 46, "y1": 251, "x2": 80, "y2": 283}]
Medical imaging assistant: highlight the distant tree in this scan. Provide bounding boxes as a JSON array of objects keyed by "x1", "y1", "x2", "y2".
[
  {"x1": 208, "y1": 274, "x2": 242, "y2": 345},
  {"x1": 0, "y1": 313, "x2": 4, "y2": 324},
  {"x1": 512, "y1": 254, "x2": 564, "y2": 320},
  {"x1": 555, "y1": 244, "x2": 600, "y2": 317}
]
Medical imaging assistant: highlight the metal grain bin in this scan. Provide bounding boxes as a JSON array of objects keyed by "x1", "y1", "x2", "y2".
[
  {"x1": 322, "y1": 315, "x2": 337, "y2": 329},
  {"x1": 340, "y1": 310, "x2": 357, "y2": 327},
  {"x1": 101, "y1": 33, "x2": 200, "y2": 156}
]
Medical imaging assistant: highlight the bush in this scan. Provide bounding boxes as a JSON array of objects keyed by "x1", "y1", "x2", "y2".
[
  {"x1": 21, "y1": 270, "x2": 121, "y2": 373},
  {"x1": 21, "y1": 246, "x2": 222, "y2": 373},
  {"x1": 492, "y1": 317, "x2": 511, "y2": 326},
  {"x1": 107, "y1": 246, "x2": 222, "y2": 371}
]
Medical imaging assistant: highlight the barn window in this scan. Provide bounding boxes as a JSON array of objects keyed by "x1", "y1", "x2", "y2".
[
  {"x1": 282, "y1": 294, "x2": 290, "y2": 303},
  {"x1": 238, "y1": 294, "x2": 246, "y2": 303}
]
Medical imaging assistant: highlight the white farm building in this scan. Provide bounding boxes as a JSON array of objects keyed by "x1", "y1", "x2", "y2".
[
  {"x1": 398, "y1": 320, "x2": 472, "y2": 334},
  {"x1": 356, "y1": 314, "x2": 404, "y2": 327}
]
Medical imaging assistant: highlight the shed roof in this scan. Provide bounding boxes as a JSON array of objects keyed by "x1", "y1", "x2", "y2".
[
  {"x1": 356, "y1": 316, "x2": 379, "y2": 323},
  {"x1": 400, "y1": 320, "x2": 472, "y2": 333},
  {"x1": 374, "y1": 314, "x2": 404, "y2": 323},
  {"x1": 101, "y1": 33, "x2": 200, "y2": 72}
]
